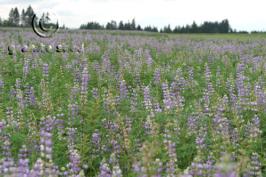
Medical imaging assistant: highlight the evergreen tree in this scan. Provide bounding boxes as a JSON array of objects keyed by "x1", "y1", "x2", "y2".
[
  {"x1": 21, "y1": 9, "x2": 26, "y2": 26},
  {"x1": 106, "y1": 20, "x2": 117, "y2": 30},
  {"x1": 25, "y1": 5, "x2": 35, "y2": 27},
  {"x1": 162, "y1": 24, "x2": 172, "y2": 33},
  {"x1": 131, "y1": 18, "x2": 136, "y2": 30},
  {"x1": 118, "y1": 21, "x2": 124, "y2": 30},
  {"x1": 137, "y1": 25, "x2": 142, "y2": 31},
  {"x1": 8, "y1": 8, "x2": 15, "y2": 26},
  {"x1": 191, "y1": 21, "x2": 198, "y2": 33},
  {"x1": 13, "y1": 7, "x2": 20, "y2": 26}
]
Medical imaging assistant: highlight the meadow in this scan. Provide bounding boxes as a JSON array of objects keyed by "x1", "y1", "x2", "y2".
[{"x1": 0, "y1": 29, "x2": 265, "y2": 176}]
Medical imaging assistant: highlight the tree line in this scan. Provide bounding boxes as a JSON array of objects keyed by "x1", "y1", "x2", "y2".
[
  {"x1": 0, "y1": 6, "x2": 35, "y2": 27},
  {"x1": 80, "y1": 19, "x2": 159, "y2": 32},
  {"x1": 80, "y1": 19, "x2": 234, "y2": 33},
  {"x1": 1, "y1": 6, "x2": 265, "y2": 33},
  {"x1": 0, "y1": 6, "x2": 62, "y2": 28}
]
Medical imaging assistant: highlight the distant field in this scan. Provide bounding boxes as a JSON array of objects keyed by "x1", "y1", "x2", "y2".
[{"x1": 0, "y1": 29, "x2": 265, "y2": 176}]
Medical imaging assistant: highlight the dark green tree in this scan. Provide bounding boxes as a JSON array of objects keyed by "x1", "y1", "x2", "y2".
[
  {"x1": 80, "y1": 21, "x2": 103, "y2": 29},
  {"x1": 137, "y1": 25, "x2": 142, "y2": 31},
  {"x1": 25, "y1": 5, "x2": 35, "y2": 27},
  {"x1": 130, "y1": 18, "x2": 136, "y2": 30},
  {"x1": 118, "y1": 21, "x2": 124, "y2": 30},
  {"x1": 106, "y1": 20, "x2": 117, "y2": 30},
  {"x1": 162, "y1": 24, "x2": 172, "y2": 33},
  {"x1": 8, "y1": 8, "x2": 15, "y2": 26},
  {"x1": 21, "y1": 9, "x2": 26, "y2": 26},
  {"x1": 219, "y1": 19, "x2": 231, "y2": 33},
  {"x1": 191, "y1": 21, "x2": 198, "y2": 33},
  {"x1": 13, "y1": 7, "x2": 20, "y2": 26}
]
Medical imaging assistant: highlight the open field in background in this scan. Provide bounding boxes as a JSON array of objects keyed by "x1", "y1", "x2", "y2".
[{"x1": 0, "y1": 29, "x2": 265, "y2": 176}]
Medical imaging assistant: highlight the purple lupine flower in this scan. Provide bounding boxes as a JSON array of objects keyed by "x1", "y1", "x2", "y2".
[
  {"x1": 154, "y1": 158, "x2": 163, "y2": 177},
  {"x1": 73, "y1": 67, "x2": 81, "y2": 85},
  {"x1": 188, "y1": 66, "x2": 194, "y2": 86},
  {"x1": 17, "y1": 145, "x2": 30, "y2": 176},
  {"x1": 135, "y1": 72, "x2": 141, "y2": 86},
  {"x1": 68, "y1": 103, "x2": 78, "y2": 126},
  {"x1": 205, "y1": 64, "x2": 211, "y2": 82},
  {"x1": 102, "y1": 54, "x2": 112, "y2": 73},
  {"x1": 109, "y1": 153, "x2": 122, "y2": 177},
  {"x1": 23, "y1": 59, "x2": 30, "y2": 78},
  {"x1": 40, "y1": 129, "x2": 53, "y2": 161},
  {"x1": 145, "y1": 49, "x2": 153, "y2": 66},
  {"x1": 43, "y1": 63, "x2": 49, "y2": 78},
  {"x1": 29, "y1": 86, "x2": 36, "y2": 105},
  {"x1": 6, "y1": 107, "x2": 17, "y2": 127},
  {"x1": 235, "y1": 63, "x2": 249, "y2": 111},
  {"x1": 40, "y1": 117, "x2": 54, "y2": 162},
  {"x1": 92, "y1": 129, "x2": 101, "y2": 148},
  {"x1": 125, "y1": 117, "x2": 132, "y2": 133},
  {"x1": 214, "y1": 171, "x2": 237, "y2": 177},
  {"x1": 119, "y1": 79, "x2": 128, "y2": 99},
  {"x1": 1, "y1": 139, "x2": 15, "y2": 175},
  {"x1": 111, "y1": 139, "x2": 121, "y2": 154},
  {"x1": 81, "y1": 67, "x2": 89, "y2": 97},
  {"x1": 98, "y1": 160, "x2": 112, "y2": 177},
  {"x1": 175, "y1": 68, "x2": 186, "y2": 91},
  {"x1": 203, "y1": 89, "x2": 210, "y2": 113},
  {"x1": 9, "y1": 87, "x2": 16, "y2": 99},
  {"x1": 54, "y1": 118, "x2": 65, "y2": 137},
  {"x1": 16, "y1": 88, "x2": 25, "y2": 110},
  {"x1": 70, "y1": 86, "x2": 79, "y2": 102},
  {"x1": 214, "y1": 153, "x2": 237, "y2": 177},
  {"x1": 170, "y1": 81, "x2": 184, "y2": 110},
  {"x1": 130, "y1": 89, "x2": 137, "y2": 112},
  {"x1": 195, "y1": 130, "x2": 207, "y2": 151},
  {"x1": 143, "y1": 86, "x2": 154, "y2": 116},
  {"x1": 93, "y1": 61, "x2": 101, "y2": 73},
  {"x1": 67, "y1": 127, "x2": 77, "y2": 147},
  {"x1": 190, "y1": 162, "x2": 205, "y2": 176},
  {"x1": 112, "y1": 165, "x2": 122, "y2": 177},
  {"x1": 226, "y1": 76, "x2": 237, "y2": 109},
  {"x1": 144, "y1": 116, "x2": 152, "y2": 135},
  {"x1": 204, "y1": 154, "x2": 215, "y2": 176},
  {"x1": 92, "y1": 88, "x2": 99, "y2": 99},
  {"x1": 254, "y1": 83, "x2": 266, "y2": 109},
  {"x1": 162, "y1": 82, "x2": 173, "y2": 110},
  {"x1": 187, "y1": 115, "x2": 199, "y2": 134},
  {"x1": 133, "y1": 161, "x2": 147, "y2": 177},
  {"x1": 153, "y1": 101, "x2": 162, "y2": 113},
  {"x1": 153, "y1": 68, "x2": 161, "y2": 84},
  {"x1": 246, "y1": 152, "x2": 262, "y2": 176},
  {"x1": 229, "y1": 128, "x2": 239, "y2": 160},
  {"x1": 15, "y1": 78, "x2": 21, "y2": 90},
  {"x1": 29, "y1": 158, "x2": 43, "y2": 177},
  {"x1": 68, "y1": 149, "x2": 81, "y2": 175},
  {"x1": 205, "y1": 64, "x2": 214, "y2": 95},
  {"x1": 247, "y1": 114, "x2": 261, "y2": 139},
  {"x1": 213, "y1": 101, "x2": 230, "y2": 138},
  {"x1": 164, "y1": 131, "x2": 177, "y2": 176},
  {"x1": 0, "y1": 77, "x2": 4, "y2": 93}
]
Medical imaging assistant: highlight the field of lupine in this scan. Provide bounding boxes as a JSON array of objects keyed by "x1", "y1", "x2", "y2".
[{"x1": 0, "y1": 29, "x2": 265, "y2": 176}]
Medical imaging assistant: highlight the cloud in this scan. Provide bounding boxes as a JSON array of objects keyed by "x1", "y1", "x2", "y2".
[
  {"x1": 0, "y1": 0, "x2": 266, "y2": 31},
  {"x1": 0, "y1": 0, "x2": 39, "y2": 5}
]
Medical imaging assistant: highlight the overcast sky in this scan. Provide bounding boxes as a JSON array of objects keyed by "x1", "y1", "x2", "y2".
[{"x1": 0, "y1": 0, "x2": 266, "y2": 31}]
